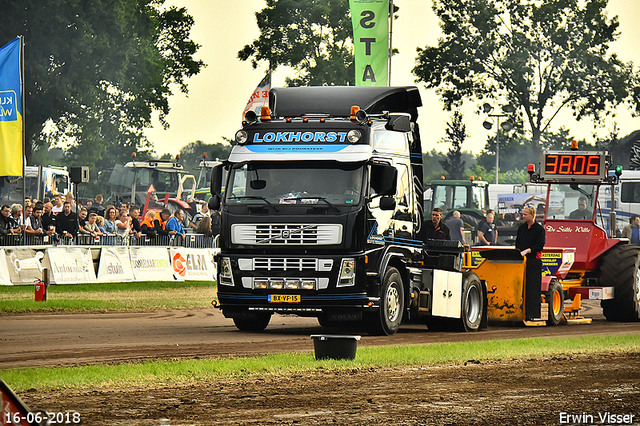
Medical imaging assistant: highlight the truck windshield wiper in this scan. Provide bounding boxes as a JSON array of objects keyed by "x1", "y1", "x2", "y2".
[
  {"x1": 229, "y1": 195, "x2": 278, "y2": 211},
  {"x1": 281, "y1": 196, "x2": 341, "y2": 213}
]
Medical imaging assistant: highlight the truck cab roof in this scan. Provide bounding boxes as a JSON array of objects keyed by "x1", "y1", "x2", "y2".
[{"x1": 270, "y1": 86, "x2": 422, "y2": 120}]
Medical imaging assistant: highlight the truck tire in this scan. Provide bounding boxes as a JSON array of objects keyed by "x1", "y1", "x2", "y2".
[
  {"x1": 458, "y1": 271, "x2": 484, "y2": 332},
  {"x1": 600, "y1": 245, "x2": 640, "y2": 322},
  {"x1": 367, "y1": 267, "x2": 404, "y2": 336},
  {"x1": 232, "y1": 311, "x2": 272, "y2": 332},
  {"x1": 546, "y1": 278, "x2": 564, "y2": 326}
]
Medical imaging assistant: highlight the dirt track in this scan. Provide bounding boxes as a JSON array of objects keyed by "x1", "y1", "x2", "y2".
[{"x1": 3, "y1": 302, "x2": 640, "y2": 425}]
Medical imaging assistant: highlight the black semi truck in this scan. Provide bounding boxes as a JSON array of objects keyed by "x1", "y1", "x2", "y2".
[{"x1": 209, "y1": 86, "x2": 487, "y2": 335}]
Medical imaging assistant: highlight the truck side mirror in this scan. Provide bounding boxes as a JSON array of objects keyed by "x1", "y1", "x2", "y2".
[
  {"x1": 208, "y1": 194, "x2": 220, "y2": 211},
  {"x1": 370, "y1": 164, "x2": 397, "y2": 196},
  {"x1": 379, "y1": 196, "x2": 396, "y2": 211},
  {"x1": 385, "y1": 113, "x2": 412, "y2": 132},
  {"x1": 210, "y1": 164, "x2": 224, "y2": 196}
]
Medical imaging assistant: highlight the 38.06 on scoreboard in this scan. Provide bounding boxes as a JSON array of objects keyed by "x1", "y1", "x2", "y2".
[{"x1": 540, "y1": 150, "x2": 607, "y2": 181}]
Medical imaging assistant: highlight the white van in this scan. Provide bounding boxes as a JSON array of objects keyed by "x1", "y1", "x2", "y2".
[{"x1": 598, "y1": 169, "x2": 640, "y2": 234}]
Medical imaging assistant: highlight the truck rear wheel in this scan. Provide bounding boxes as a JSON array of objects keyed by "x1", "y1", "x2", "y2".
[
  {"x1": 600, "y1": 245, "x2": 640, "y2": 322},
  {"x1": 546, "y1": 278, "x2": 564, "y2": 326},
  {"x1": 367, "y1": 267, "x2": 404, "y2": 336},
  {"x1": 458, "y1": 271, "x2": 483, "y2": 332},
  {"x1": 232, "y1": 311, "x2": 272, "y2": 332}
]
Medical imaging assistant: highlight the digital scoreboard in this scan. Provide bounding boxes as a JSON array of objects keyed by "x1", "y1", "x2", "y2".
[{"x1": 540, "y1": 150, "x2": 607, "y2": 181}]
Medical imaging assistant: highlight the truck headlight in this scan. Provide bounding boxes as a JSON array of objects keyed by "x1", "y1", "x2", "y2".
[
  {"x1": 301, "y1": 279, "x2": 316, "y2": 290},
  {"x1": 269, "y1": 279, "x2": 284, "y2": 289},
  {"x1": 235, "y1": 130, "x2": 248, "y2": 145},
  {"x1": 219, "y1": 257, "x2": 234, "y2": 286},
  {"x1": 253, "y1": 278, "x2": 268, "y2": 289},
  {"x1": 285, "y1": 279, "x2": 301, "y2": 289},
  {"x1": 338, "y1": 258, "x2": 356, "y2": 287},
  {"x1": 347, "y1": 130, "x2": 361, "y2": 144}
]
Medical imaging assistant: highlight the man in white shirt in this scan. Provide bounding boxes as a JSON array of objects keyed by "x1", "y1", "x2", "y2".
[{"x1": 52, "y1": 194, "x2": 64, "y2": 215}]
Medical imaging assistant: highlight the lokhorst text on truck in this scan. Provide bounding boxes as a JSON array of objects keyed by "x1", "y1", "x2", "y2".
[{"x1": 208, "y1": 86, "x2": 489, "y2": 335}]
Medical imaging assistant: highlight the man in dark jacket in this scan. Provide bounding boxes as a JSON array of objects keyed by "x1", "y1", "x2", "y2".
[
  {"x1": 0, "y1": 204, "x2": 14, "y2": 234},
  {"x1": 56, "y1": 201, "x2": 78, "y2": 237},
  {"x1": 129, "y1": 206, "x2": 142, "y2": 239},
  {"x1": 516, "y1": 205, "x2": 546, "y2": 321},
  {"x1": 87, "y1": 194, "x2": 106, "y2": 217},
  {"x1": 423, "y1": 207, "x2": 450, "y2": 240},
  {"x1": 41, "y1": 202, "x2": 57, "y2": 233}
]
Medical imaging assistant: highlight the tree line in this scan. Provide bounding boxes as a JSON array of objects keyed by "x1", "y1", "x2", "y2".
[{"x1": 2, "y1": 0, "x2": 638, "y2": 191}]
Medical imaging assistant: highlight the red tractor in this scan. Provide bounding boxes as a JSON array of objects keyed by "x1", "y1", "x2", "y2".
[{"x1": 528, "y1": 144, "x2": 640, "y2": 322}]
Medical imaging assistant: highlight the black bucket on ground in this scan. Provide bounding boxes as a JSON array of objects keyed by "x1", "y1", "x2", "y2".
[{"x1": 310, "y1": 335, "x2": 361, "y2": 360}]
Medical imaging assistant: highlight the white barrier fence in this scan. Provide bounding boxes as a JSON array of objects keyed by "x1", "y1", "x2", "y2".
[{"x1": 0, "y1": 246, "x2": 219, "y2": 285}]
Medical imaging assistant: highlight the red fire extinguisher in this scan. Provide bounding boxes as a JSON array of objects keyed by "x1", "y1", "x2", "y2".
[{"x1": 34, "y1": 269, "x2": 49, "y2": 302}]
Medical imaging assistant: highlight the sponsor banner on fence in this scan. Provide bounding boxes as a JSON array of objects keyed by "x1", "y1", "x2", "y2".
[
  {"x1": 0, "y1": 248, "x2": 12, "y2": 285},
  {"x1": 46, "y1": 247, "x2": 97, "y2": 284},
  {"x1": 4, "y1": 248, "x2": 45, "y2": 284},
  {"x1": 170, "y1": 248, "x2": 215, "y2": 281},
  {"x1": 97, "y1": 247, "x2": 135, "y2": 282},
  {"x1": 130, "y1": 247, "x2": 173, "y2": 281}
]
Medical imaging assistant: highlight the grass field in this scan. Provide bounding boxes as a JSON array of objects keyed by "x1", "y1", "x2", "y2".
[
  {"x1": 0, "y1": 281, "x2": 217, "y2": 313},
  {"x1": 3, "y1": 334, "x2": 640, "y2": 392},
  {"x1": 2, "y1": 281, "x2": 639, "y2": 398}
]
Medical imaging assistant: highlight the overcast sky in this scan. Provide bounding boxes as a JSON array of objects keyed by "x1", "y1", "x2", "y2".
[{"x1": 145, "y1": 0, "x2": 640, "y2": 158}]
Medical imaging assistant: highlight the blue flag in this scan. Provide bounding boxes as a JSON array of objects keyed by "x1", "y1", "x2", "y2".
[{"x1": 0, "y1": 37, "x2": 23, "y2": 176}]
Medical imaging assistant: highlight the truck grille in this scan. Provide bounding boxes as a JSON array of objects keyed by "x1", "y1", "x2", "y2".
[
  {"x1": 254, "y1": 258, "x2": 323, "y2": 271},
  {"x1": 232, "y1": 224, "x2": 342, "y2": 245}
]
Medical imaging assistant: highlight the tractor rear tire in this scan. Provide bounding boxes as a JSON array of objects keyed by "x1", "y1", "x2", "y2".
[
  {"x1": 546, "y1": 278, "x2": 564, "y2": 326},
  {"x1": 459, "y1": 213, "x2": 481, "y2": 230},
  {"x1": 600, "y1": 244, "x2": 640, "y2": 322}
]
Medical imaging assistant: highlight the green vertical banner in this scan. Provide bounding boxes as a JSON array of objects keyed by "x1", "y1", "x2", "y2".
[{"x1": 349, "y1": 0, "x2": 389, "y2": 86}]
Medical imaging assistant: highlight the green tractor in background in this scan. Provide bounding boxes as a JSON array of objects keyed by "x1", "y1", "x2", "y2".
[{"x1": 425, "y1": 178, "x2": 519, "y2": 245}]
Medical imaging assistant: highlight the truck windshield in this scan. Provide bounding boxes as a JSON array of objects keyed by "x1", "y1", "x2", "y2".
[
  {"x1": 547, "y1": 183, "x2": 598, "y2": 220},
  {"x1": 432, "y1": 184, "x2": 485, "y2": 212},
  {"x1": 226, "y1": 162, "x2": 364, "y2": 206},
  {"x1": 108, "y1": 165, "x2": 181, "y2": 194}
]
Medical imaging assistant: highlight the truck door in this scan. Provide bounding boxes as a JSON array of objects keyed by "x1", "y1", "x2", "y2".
[{"x1": 392, "y1": 162, "x2": 415, "y2": 240}]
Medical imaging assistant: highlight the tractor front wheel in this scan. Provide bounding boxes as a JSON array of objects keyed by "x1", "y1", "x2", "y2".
[{"x1": 546, "y1": 278, "x2": 564, "y2": 326}]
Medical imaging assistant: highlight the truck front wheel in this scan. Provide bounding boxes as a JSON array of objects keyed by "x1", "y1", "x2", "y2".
[
  {"x1": 600, "y1": 245, "x2": 640, "y2": 322},
  {"x1": 231, "y1": 311, "x2": 272, "y2": 332},
  {"x1": 367, "y1": 267, "x2": 404, "y2": 336}
]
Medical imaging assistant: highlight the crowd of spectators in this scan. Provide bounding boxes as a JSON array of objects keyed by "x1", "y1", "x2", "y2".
[{"x1": 0, "y1": 193, "x2": 219, "y2": 246}]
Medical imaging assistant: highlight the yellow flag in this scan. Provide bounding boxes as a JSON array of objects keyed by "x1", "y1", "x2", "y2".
[{"x1": 0, "y1": 37, "x2": 23, "y2": 176}]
